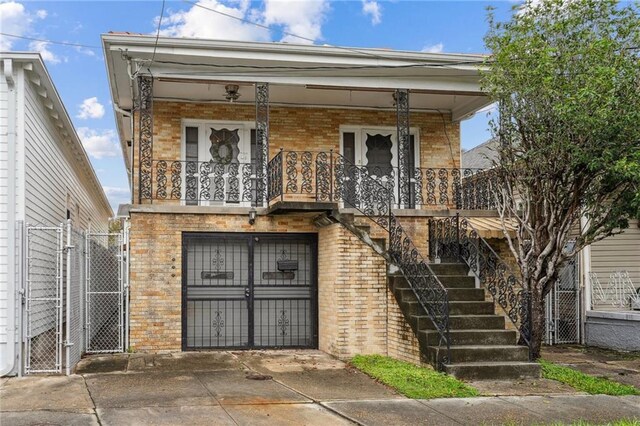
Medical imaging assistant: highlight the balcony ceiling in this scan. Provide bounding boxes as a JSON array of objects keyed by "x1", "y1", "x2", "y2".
[{"x1": 103, "y1": 34, "x2": 492, "y2": 174}]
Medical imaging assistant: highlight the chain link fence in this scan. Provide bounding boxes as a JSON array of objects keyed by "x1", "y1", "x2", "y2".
[
  {"x1": 25, "y1": 225, "x2": 63, "y2": 374},
  {"x1": 22, "y1": 221, "x2": 127, "y2": 375},
  {"x1": 86, "y1": 232, "x2": 124, "y2": 353},
  {"x1": 545, "y1": 255, "x2": 581, "y2": 345}
]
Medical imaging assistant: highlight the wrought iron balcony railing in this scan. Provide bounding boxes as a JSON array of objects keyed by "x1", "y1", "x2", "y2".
[
  {"x1": 428, "y1": 215, "x2": 533, "y2": 359},
  {"x1": 148, "y1": 152, "x2": 496, "y2": 213}
]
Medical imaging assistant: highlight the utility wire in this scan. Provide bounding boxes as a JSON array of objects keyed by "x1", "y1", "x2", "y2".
[
  {"x1": 182, "y1": 0, "x2": 428, "y2": 61},
  {"x1": 0, "y1": 32, "x2": 100, "y2": 50},
  {"x1": 139, "y1": 58, "x2": 486, "y2": 72},
  {"x1": 151, "y1": 0, "x2": 166, "y2": 64}
]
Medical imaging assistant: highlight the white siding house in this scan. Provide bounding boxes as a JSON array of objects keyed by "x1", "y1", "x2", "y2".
[{"x1": 0, "y1": 53, "x2": 112, "y2": 376}]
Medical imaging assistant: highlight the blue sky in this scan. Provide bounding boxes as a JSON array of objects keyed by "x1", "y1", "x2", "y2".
[{"x1": 0, "y1": 0, "x2": 516, "y2": 212}]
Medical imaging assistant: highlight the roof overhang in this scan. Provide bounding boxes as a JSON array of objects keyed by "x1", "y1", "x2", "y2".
[
  {"x1": 2, "y1": 52, "x2": 113, "y2": 219},
  {"x1": 102, "y1": 34, "x2": 492, "y2": 179}
]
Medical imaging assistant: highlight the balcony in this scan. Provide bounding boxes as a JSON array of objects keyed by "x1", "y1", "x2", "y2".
[{"x1": 147, "y1": 151, "x2": 496, "y2": 213}]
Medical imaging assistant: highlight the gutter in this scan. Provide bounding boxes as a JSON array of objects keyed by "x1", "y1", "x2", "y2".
[{"x1": 1, "y1": 59, "x2": 17, "y2": 376}]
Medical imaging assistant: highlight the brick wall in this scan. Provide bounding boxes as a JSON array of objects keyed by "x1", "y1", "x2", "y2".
[
  {"x1": 129, "y1": 210, "x2": 425, "y2": 364},
  {"x1": 318, "y1": 223, "x2": 388, "y2": 358},
  {"x1": 131, "y1": 101, "x2": 460, "y2": 203},
  {"x1": 128, "y1": 211, "x2": 319, "y2": 351}
]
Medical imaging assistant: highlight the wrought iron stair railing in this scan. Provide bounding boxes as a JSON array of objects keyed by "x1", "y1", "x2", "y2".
[
  {"x1": 428, "y1": 215, "x2": 533, "y2": 359},
  {"x1": 327, "y1": 152, "x2": 452, "y2": 366}
]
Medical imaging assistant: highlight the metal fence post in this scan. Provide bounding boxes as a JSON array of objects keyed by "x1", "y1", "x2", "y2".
[{"x1": 64, "y1": 219, "x2": 73, "y2": 375}]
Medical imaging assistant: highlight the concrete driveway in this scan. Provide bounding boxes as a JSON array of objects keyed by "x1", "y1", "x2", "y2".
[{"x1": 1, "y1": 350, "x2": 639, "y2": 425}]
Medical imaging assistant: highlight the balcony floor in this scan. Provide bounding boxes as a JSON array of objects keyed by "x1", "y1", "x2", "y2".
[{"x1": 266, "y1": 201, "x2": 339, "y2": 215}]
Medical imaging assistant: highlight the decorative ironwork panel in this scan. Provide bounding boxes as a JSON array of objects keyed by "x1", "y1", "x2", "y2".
[
  {"x1": 301, "y1": 152, "x2": 313, "y2": 193},
  {"x1": 285, "y1": 151, "x2": 298, "y2": 193},
  {"x1": 315, "y1": 152, "x2": 331, "y2": 202},
  {"x1": 137, "y1": 76, "x2": 153, "y2": 202},
  {"x1": 429, "y1": 216, "x2": 532, "y2": 358},
  {"x1": 395, "y1": 89, "x2": 410, "y2": 208},
  {"x1": 182, "y1": 234, "x2": 316, "y2": 349},
  {"x1": 227, "y1": 163, "x2": 240, "y2": 203},
  {"x1": 255, "y1": 83, "x2": 269, "y2": 205},
  {"x1": 267, "y1": 150, "x2": 283, "y2": 201},
  {"x1": 170, "y1": 161, "x2": 182, "y2": 199},
  {"x1": 156, "y1": 161, "x2": 167, "y2": 199}
]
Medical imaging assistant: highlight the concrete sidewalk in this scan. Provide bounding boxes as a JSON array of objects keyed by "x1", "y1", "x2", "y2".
[{"x1": 1, "y1": 351, "x2": 638, "y2": 425}]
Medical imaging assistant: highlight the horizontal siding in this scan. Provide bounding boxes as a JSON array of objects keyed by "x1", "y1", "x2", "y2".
[
  {"x1": 23, "y1": 75, "x2": 110, "y2": 231},
  {"x1": 590, "y1": 220, "x2": 640, "y2": 312}
]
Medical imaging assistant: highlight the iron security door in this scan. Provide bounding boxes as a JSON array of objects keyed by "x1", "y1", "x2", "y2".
[{"x1": 182, "y1": 233, "x2": 317, "y2": 349}]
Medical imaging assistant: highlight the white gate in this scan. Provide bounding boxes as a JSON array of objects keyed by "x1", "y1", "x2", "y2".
[
  {"x1": 25, "y1": 225, "x2": 64, "y2": 374},
  {"x1": 85, "y1": 232, "x2": 126, "y2": 353}
]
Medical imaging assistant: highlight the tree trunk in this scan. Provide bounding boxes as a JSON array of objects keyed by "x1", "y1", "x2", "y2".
[{"x1": 529, "y1": 289, "x2": 546, "y2": 360}]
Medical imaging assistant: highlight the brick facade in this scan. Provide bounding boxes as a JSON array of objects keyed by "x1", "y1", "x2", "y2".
[
  {"x1": 132, "y1": 101, "x2": 460, "y2": 203},
  {"x1": 126, "y1": 100, "x2": 460, "y2": 362}
]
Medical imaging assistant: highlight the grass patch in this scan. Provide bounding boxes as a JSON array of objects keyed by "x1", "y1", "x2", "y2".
[
  {"x1": 350, "y1": 354, "x2": 479, "y2": 399},
  {"x1": 539, "y1": 359, "x2": 640, "y2": 396}
]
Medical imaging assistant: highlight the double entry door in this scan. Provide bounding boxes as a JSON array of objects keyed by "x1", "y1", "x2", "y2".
[
  {"x1": 341, "y1": 127, "x2": 419, "y2": 208},
  {"x1": 183, "y1": 121, "x2": 260, "y2": 206},
  {"x1": 182, "y1": 233, "x2": 317, "y2": 349}
]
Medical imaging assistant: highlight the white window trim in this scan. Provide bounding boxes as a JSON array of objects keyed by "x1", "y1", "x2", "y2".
[
  {"x1": 338, "y1": 125, "x2": 420, "y2": 168},
  {"x1": 181, "y1": 119, "x2": 255, "y2": 164}
]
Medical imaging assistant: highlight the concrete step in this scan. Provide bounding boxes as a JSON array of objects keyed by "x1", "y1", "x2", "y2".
[
  {"x1": 399, "y1": 300, "x2": 426, "y2": 316},
  {"x1": 426, "y1": 345, "x2": 530, "y2": 364},
  {"x1": 420, "y1": 329, "x2": 517, "y2": 346},
  {"x1": 413, "y1": 314, "x2": 505, "y2": 331},
  {"x1": 437, "y1": 276, "x2": 476, "y2": 288},
  {"x1": 444, "y1": 361, "x2": 541, "y2": 380},
  {"x1": 428, "y1": 263, "x2": 469, "y2": 276},
  {"x1": 397, "y1": 286, "x2": 484, "y2": 303},
  {"x1": 446, "y1": 288, "x2": 485, "y2": 301},
  {"x1": 448, "y1": 301, "x2": 494, "y2": 315}
]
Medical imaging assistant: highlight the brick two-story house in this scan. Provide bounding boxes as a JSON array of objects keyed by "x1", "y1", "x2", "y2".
[{"x1": 103, "y1": 33, "x2": 540, "y2": 379}]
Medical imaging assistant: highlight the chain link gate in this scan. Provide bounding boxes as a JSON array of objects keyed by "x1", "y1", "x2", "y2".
[
  {"x1": 85, "y1": 231, "x2": 126, "y2": 353},
  {"x1": 545, "y1": 254, "x2": 581, "y2": 345},
  {"x1": 25, "y1": 225, "x2": 64, "y2": 374}
]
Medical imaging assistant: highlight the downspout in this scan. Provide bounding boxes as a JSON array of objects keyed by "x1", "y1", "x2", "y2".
[
  {"x1": 2, "y1": 59, "x2": 17, "y2": 376},
  {"x1": 125, "y1": 57, "x2": 135, "y2": 206},
  {"x1": 580, "y1": 214, "x2": 592, "y2": 344}
]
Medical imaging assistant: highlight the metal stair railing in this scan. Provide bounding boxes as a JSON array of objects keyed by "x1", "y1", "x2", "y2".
[
  {"x1": 265, "y1": 149, "x2": 452, "y2": 365},
  {"x1": 428, "y1": 215, "x2": 533, "y2": 360},
  {"x1": 329, "y1": 152, "x2": 452, "y2": 366}
]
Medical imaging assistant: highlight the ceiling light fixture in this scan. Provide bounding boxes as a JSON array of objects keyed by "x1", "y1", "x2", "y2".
[{"x1": 225, "y1": 84, "x2": 240, "y2": 102}]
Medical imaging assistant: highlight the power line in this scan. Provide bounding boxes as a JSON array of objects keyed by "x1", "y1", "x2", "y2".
[
  {"x1": 0, "y1": 32, "x2": 100, "y2": 50},
  {"x1": 151, "y1": 0, "x2": 166, "y2": 64},
  {"x1": 141, "y1": 58, "x2": 486, "y2": 72},
  {"x1": 182, "y1": 0, "x2": 414, "y2": 61}
]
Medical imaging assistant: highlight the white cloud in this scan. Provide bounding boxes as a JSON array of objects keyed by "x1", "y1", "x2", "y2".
[
  {"x1": 0, "y1": 1, "x2": 39, "y2": 50},
  {"x1": 159, "y1": 0, "x2": 329, "y2": 45},
  {"x1": 102, "y1": 186, "x2": 131, "y2": 212},
  {"x1": 77, "y1": 97, "x2": 105, "y2": 119},
  {"x1": 0, "y1": 2, "x2": 48, "y2": 50},
  {"x1": 75, "y1": 45, "x2": 96, "y2": 57},
  {"x1": 159, "y1": 0, "x2": 269, "y2": 42},
  {"x1": 28, "y1": 40, "x2": 61, "y2": 64},
  {"x1": 422, "y1": 42, "x2": 444, "y2": 54},
  {"x1": 362, "y1": 0, "x2": 381, "y2": 25},
  {"x1": 263, "y1": 0, "x2": 329, "y2": 44},
  {"x1": 77, "y1": 128, "x2": 120, "y2": 159}
]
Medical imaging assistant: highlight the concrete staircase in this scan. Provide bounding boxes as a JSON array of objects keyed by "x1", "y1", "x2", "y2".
[{"x1": 390, "y1": 263, "x2": 541, "y2": 380}]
